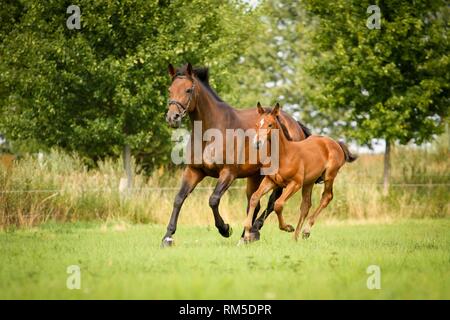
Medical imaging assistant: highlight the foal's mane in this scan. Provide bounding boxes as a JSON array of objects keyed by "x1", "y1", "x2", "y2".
[
  {"x1": 262, "y1": 108, "x2": 311, "y2": 140},
  {"x1": 261, "y1": 109, "x2": 294, "y2": 141}
]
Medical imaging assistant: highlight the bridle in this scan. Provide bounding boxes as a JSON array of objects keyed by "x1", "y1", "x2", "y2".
[{"x1": 168, "y1": 76, "x2": 196, "y2": 118}]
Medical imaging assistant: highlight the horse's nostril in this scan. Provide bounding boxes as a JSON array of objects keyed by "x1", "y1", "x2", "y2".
[{"x1": 174, "y1": 113, "x2": 180, "y2": 120}]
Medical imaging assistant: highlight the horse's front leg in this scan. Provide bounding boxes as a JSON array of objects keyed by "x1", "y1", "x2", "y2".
[
  {"x1": 243, "y1": 177, "x2": 276, "y2": 243},
  {"x1": 161, "y1": 166, "x2": 204, "y2": 247},
  {"x1": 251, "y1": 186, "x2": 283, "y2": 232},
  {"x1": 209, "y1": 169, "x2": 236, "y2": 238},
  {"x1": 239, "y1": 175, "x2": 262, "y2": 241}
]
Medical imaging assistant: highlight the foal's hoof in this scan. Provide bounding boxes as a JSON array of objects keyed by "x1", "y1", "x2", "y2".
[
  {"x1": 242, "y1": 231, "x2": 260, "y2": 244},
  {"x1": 302, "y1": 231, "x2": 310, "y2": 239},
  {"x1": 282, "y1": 224, "x2": 295, "y2": 233},
  {"x1": 161, "y1": 237, "x2": 175, "y2": 248},
  {"x1": 219, "y1": 224, "x2": 233, "y2": 238}
]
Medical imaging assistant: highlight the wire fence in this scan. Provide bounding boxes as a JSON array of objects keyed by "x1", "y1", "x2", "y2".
[{"x1": 0, "y1": 183, "x2": 449, "y2": 194}]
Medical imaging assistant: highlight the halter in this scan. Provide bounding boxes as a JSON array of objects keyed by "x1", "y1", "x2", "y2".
[{"x1": 168, "y1": 76, "x2": 196, "y2": 118}]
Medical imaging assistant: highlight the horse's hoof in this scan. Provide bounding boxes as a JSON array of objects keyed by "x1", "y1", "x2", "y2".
[
  {"x1": 302, "y1": 231, "x2": 310, "y2": 239},
  {"x1": 283, "y1": 224, "x2": 295, "y2": 233},
  {"x1": 161, "y1": 237, "x2": 175, "y2": 248},
  {"x1": 250, "y1": 230, "x2": 260, "y2": 241},
  {"x1": 242, "y1": 232, "x2": 260, "y2": 244},
  {"x1": 219, "y1": 224, "x2": 233, "y2": 238}
]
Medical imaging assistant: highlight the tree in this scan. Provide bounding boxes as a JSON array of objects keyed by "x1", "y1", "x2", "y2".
[
  {"x1": 300, "y1": 0, "x2": 449, "y2": 193},
  {"x1": 238, "y1": 0, "x2": 448, "y2": 193},
  {"x1": 0, "y1": 0, "x2": 256, "y2": 173}
]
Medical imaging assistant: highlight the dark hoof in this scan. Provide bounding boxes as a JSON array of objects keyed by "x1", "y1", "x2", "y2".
[
  {"x1": 161, "y1": 237, "x2": 175, "y2": 248},
  {"x1": 243, "y1": 231, "x2": 260, "y2": 244},
  {"x1": 251, "y1": 230, "x2": 260, "y2": 241},
  {"x1": 218, "y1": 224, "x2": 233, "y2": 238},
  {"x1": 302, "y1": 231, "x2": 310, "y2": 239},
  {"x1": 282, "y1": 224, "x2": 295, "y2": 233}
]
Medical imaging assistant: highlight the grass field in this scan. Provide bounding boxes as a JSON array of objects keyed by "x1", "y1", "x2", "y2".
[{"x1": 1, "y1": 219, "x2": 449, "y2": 299}]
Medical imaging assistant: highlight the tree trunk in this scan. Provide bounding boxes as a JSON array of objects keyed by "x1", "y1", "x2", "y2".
[
  {"x1": 383, "y1": 139, "x2": 391, "y2": 196},
  {"x1": 123, "y1": 144, "x2": 132, "y2": 191}
]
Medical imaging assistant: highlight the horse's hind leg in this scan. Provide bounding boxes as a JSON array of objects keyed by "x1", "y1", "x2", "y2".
[
  {"x1": 252, "y1": 187, "x2": 283, "y2": 232},
  {"x1": 209, "y1": 169, "x2": 236, "y2": 238},
  {"x1": 302, "y1": 178, "x2": 334, "y2": 239},
  {"x1": 294, "y1": 183, "x2": 313, "y2": 241}
]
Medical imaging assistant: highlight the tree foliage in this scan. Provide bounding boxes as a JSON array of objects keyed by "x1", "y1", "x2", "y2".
[
  {"x1": 301, "y1": 0, "x2": 449, "y2": 145},
  {"x1": 0, "y1": 0, "x2": 256, "y2": 169},
  {"x1": 240, "y1": 0, "x2": 449, "y2": 147}
]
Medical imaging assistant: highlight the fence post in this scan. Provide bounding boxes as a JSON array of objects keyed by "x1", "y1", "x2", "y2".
[{"x1": 120, "y1": 144, "x2": 133, "y2": 194}]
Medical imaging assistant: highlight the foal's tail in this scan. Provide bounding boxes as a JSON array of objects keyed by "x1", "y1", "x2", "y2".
[{"x1": 338, "y1": 141, "x2": 358, "y2": 163}]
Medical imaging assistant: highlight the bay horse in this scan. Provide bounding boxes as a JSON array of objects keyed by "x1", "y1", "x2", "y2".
[
  {"x1": 244, "y1": 103, "x2": 357, "y2": 242},
  {"x1": 162, "y1": 63, "x2": 311, "y2": 247}
]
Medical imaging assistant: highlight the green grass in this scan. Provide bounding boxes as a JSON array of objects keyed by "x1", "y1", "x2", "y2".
[{"x1": 1, "y1": 219, "x2": 449, "y2": 299}]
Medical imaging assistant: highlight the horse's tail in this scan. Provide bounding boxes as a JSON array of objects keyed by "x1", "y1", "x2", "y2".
[
  {"x1": 338, "y1": 141, "x2": 358, "y2": 163},
  {"x1": 297, "y1": 121, "x2": 312, "y2": 138}
]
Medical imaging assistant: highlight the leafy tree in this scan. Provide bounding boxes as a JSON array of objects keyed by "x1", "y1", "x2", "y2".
[
  {"x1": 0, "y1": 0, "x2": 256, "y2": 171},
  {"x1": 243, "y1": 0, "x2": 449, "y2": 193},
  {"x1": 301, "y1": 0, "x2": 449, "y2": 193},
  {"x1": 233, "y1": 0, "x2": 340, "y2": 136}
]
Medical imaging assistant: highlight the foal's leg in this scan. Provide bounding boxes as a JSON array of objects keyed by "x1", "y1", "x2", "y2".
[
  {"x1": 209, "y1": 169, "x2": 236, "y2": 238},
  {"x1": 302, "y1": 179, "x2": 334, "y2": 239},
  {"x1": 161, "y1": 166, "x2": 205, "y2": 247},
  {"x1": 294, "y1": 183, "x2": 313, "y2": 241},
  {"x1": 273, "y1": 181, "x2": 300, "y2": 232},
  {"x1": 251, "y1": 187, "x2": 283, "y2": 232},
  {"x1": 243, "y1": 177, "x2": 276, "y2": 241},
  {"x1": 239, "y1": 175, "x2": 262, "y2": 240}
]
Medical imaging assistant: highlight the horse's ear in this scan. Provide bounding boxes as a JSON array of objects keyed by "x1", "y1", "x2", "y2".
[
  {"x1": 272, "y1": 103, "x2": 281, "y2": 116},
  {"x1": 186, "y1": 62, "x2": 193, "y2": 76},
  {"x1": 257, "y1": 102, "x2": 264, "y2": 115},
  {"x1": 168, "y1": 63, "x2": 175, "y2": 77}
]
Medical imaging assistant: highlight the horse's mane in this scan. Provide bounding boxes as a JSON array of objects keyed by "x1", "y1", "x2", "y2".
[
  {"x1": 260, "y1": 108, "x2": 294, "y2": 141},
  {"x1": 276, "y1": 116, "x2": 294, "y2": 141},
  {"x1": 296, "y1": 121, "x2": 311, "y2": 138},
  {"x1": 261, "y1": 108, "x2": 311, "y2": 141},
  {"x1": 178, "y1": 65, "x2": 223, "y2": 102}
]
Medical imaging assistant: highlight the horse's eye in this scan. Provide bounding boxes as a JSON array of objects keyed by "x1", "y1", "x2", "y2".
[
  {"x1": 186, "y1": 88, "x2": 192, "y2": 94},
  {"x1": 268, "y1": 124, "x2": 272, "y2": 128}
]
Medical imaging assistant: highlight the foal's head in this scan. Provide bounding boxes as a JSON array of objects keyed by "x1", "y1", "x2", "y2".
[
  {"x1": 166, "y1": 63, "x2": 197, "y2": 128},
  {"x1": 254, "y1": 102, "x2": 281, "y2": 150}
]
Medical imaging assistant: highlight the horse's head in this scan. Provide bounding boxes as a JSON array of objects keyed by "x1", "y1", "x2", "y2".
[
  {"x1": 254, "y1": 102, "x2": 281, "y2": 150},
  {"x1": 166, "y1": 63, "x2": 197, "y2": 128}
]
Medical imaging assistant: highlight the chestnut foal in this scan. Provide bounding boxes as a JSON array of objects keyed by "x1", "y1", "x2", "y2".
[{"x1": 244, "y1": 103, "x2": 357, "y2": 242}]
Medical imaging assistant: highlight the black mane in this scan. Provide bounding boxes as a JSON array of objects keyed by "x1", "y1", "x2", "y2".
[
  {"x1": 178, "y1": 65, "x2": 223, "y2": 102},
  {"x1": 263, "y1": 108, "x2": 312, "y2": 140}
]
